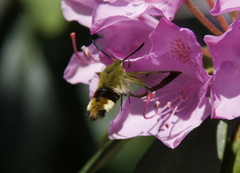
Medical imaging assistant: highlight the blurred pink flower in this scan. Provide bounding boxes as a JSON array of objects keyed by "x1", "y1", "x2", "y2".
[
  {"x1": 204, "y1": 17, "x2": 240, "y2": 120},
  {"x1": 61, "y1": 0, "x2": 186, "y2": 33},
  {"x1": 91, "y1": 0, "x2": 186, "y2": 33},
  {"x1": 210, "y1": 0, "x2": 240, "y2": 15}
]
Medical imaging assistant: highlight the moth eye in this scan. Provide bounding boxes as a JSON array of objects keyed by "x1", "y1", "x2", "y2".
[
  {"x1": 121, "y1": 60, "x2": 131, "y2": 68},
  {"x1": 127, "y1": 59, "x2": 131, "y2": 68}
]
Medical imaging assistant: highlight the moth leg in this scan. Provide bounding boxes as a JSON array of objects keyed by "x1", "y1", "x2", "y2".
[
  {"x1": 128, "y1": 96, "x2": 131, "y2": 103},
  {"x1": 120, "y1": 95, "x2": 123, "y2": 111}
]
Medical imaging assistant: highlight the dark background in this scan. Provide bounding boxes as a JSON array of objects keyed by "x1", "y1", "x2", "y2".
[{"x1": 0, "y1": 1, "x2": 95, "y2": 172}]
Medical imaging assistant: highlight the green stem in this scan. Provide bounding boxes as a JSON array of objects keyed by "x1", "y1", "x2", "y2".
[{"x1": 79, "y1": 139, "x2": 131, "y2": 173}]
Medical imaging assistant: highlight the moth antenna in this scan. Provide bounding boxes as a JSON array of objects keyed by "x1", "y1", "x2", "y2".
[
  {"x1": 121, "y1": 42, "x2": 145, "y2": 62},
  {"x1": 92, "y1": 40, "x2": 114, "y2": 61}
]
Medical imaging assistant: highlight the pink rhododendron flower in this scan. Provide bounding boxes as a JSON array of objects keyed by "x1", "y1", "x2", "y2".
[
  {"x1": 210, "y1": 0, "x2": 240, "y2": 15},
  {"x1": 204, "y1": 17, "x2": 240, "y2": 120},
  {"x1": 108, "y1": 18, "x2": 211, "y2": 149},
  {"x1": 91, "y1": 0, "x2": 186, "y2": 33}
]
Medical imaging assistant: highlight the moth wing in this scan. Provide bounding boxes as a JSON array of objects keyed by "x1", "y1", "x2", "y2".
[{"x1": 124, "y1": 71, "x2": 182, "y2": 98}]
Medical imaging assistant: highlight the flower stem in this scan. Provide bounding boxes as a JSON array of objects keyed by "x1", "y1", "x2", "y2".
[
  {"x1": 201, "y1": 47, "x2": 211, "y2": 59},
  {"x1": 229, "y1": 11, "x2": 239, "y2": 21},
  {"x1": 206, "y1": 0, "x2": 229, "y2": 31},
  {"x1": 184, "y1": 0, "x2": 222, "y2": 36},
  {"x1": 79, "y1": 139, "x2": 131, "y2": 173}
]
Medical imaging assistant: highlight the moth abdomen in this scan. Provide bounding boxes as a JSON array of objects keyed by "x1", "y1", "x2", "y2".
[{"x1": 86, "y1": 87, "x2": 120, "y2": 120}]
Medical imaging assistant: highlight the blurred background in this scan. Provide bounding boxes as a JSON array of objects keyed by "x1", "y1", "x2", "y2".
[{"x1": 0, "y1": 0, "x2": 154, "y2": 172}]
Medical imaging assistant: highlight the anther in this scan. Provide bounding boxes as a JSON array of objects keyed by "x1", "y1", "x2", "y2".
[
  {"x1": 81, "y1": 46, "x2": 92, "y2": 59},
  {"x1": 167, "y1": 102, "x2": 173, "y2": 110},
  {"x1": 142, "y1": 93, "x2": 157, "y2": 119},
  {"x1": 70, "y1": 33, "x2": 97, "y2": 64}
]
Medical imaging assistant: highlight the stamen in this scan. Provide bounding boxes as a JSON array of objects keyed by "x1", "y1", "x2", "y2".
[
  {"x1": 169, "y1": 105, "x2": 178, "y2": 117},
  {"x1": 180, "y1": 83, "x2": 198, "y2": 101},
  {"x1": 142, "y1": 93, "x2": 157, "y2": 119},
  {"x1": 154, "y1": 101, "x2": 160, "y2": 109},
  {"x1": 70, "y1": 33, "x2": 97, "y2": 64},
  {"x1": 139, "y1": 14, "x2": 159, "y2": 28},
  {"x1": 144, "y1": 80, "x2": 200, "y2": 123},
  {"x1": 180, "y1": 91, "x2": 186, "y2": 101},
  {"x1": 81, "y1": 46, "x2": 92, "y2": 59},
  {"x1": 167, "y1": 102, "x2": 173, "y2": 109},
  {"x1": 164, "y1": 123, "x2": 169, "y2": 128},
  {"x1": 154, "y1": 92, "x2": 184, "y2": 118},
  {"x1": 142, "y1": 91, "x2": 156, "y2": 101}
]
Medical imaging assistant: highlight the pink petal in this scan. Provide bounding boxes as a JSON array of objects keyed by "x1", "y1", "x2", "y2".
[
  {"x1": 204, "y1": 18, "x2": 240, "y2": 119},
  {"x1": 210, "y1": 61, "x2": 240, "y2": 119},
  {"x1": 149, "y1": 18, "x2": 209, "y2": 82},
  {"x1": 91, "y1": 0, "x2": 186, "y2": 33},
  {"x1": 88, "y1": 73, "x2": 101, "y2": 98},
  {"x1": 61, "y1": 0, "x2": 100, "y2": 28},
  {"x1": 204, "y1": 17, "x2": 240, "y2": 69},
  {"x1": 101, "y1": 20, "x2": 155, "y2": 58},
  {"x1": 63, "y1": 54, "x2": 103, "y2": 84},
  {"x1": 210, "y1": 0, "x2": 240, "y2": 15}
]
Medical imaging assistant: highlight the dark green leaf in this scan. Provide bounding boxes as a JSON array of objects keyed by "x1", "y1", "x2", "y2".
[
  {"x1": 233, "y1": 143, "x2": 240, "y2": 173},
  {"x1": 232, "y1": 125, "x2": 240, "y2": 173},
  {"x1": 134, "y1": 118, "x2": 222, "y2": 173}
]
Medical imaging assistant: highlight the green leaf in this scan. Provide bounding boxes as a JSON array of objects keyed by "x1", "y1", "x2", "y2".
[
  {"x1": 134, "y1": 118, "x2": 222, "y2": 173},
  {"x1": 220, "y1": 122, "x2": 240, "y2": 173},
  {"x1": 216, "y1": 120, "x2": 228, "y2": 160},
  {"x1": 79, "y1": 139, "x2": 131, "y2": 173},
  {"x1": 233, "y1": 125, "x2": 240, "y2": 173},
  {"x1": 233, "y1": 143, "x2": 240, "y2": 173},
  {"x1": 79, "y1": 134, "x2": 154, "y2": 173}
]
